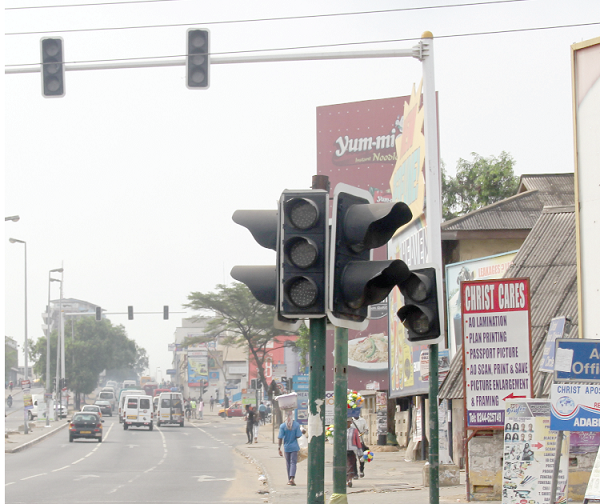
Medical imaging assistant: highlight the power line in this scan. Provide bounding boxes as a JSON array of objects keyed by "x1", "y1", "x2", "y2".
[
  {"x1": 5, "y1": 0, "x2": 531, "y2": 35},
  {"x1": 6, "y1": 21, "x2": 599, "y2": 70},
  {"x1": 6, "y1": 0, "x2": 180, "y2": 10}
]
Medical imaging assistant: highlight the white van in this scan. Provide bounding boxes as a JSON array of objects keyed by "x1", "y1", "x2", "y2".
[
  {"x1": 97, "y1": 390, "x2": 116, "y2": 412},
  {"x1": 122, "y1": 380, "x2": 137, "y2": 389},
  {"x1": 123, "y1": 394, "x2": 153, "y2": 430},
  {"x1": 156, "y1": 392, "x2": 184, "y2": 427},
  {"x1": 118, "y1": 389, "x2": 145, "y2": 423},
  {"x1": 28, "y1": 394, "x2": 46, "y2": 420}
]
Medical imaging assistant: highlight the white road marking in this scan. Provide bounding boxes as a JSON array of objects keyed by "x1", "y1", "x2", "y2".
[
  {"x1": 21, "y1": 473, "x2": 47, "y2": 480},
  {"x1": 52, "y1": 466, "x2": 70, "y2": 472},
  {"x1": 5, "y1": 482, "x2": 15, "y2": 486},
  {"x1": 193, "y1": 475, "x2": 236, "y2": 483},
  {"x1": 72, "y1": 458, "x2": 85, "y2": 465},
  {"x1": 74, "y1": 475, "x2": 99, "y2": 481}
]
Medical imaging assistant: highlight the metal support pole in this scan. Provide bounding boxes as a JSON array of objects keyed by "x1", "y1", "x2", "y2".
[
  {"x1": 429, "y1": 344, "x2": 440, "y2": 504},
  {"x1": 60, "y1": 274, "x2": 66, "y2": 414},
  {"x1": 549, "y1": 430, "x2": 564, "y2": 504},
  {"x1": 332, "y1": 327, "x2": 349, "y2": 497},
  {"x1": 307, "y1": 317, "x2": 326, "y2": 504},
  {"x1": 45, "y1": 276, "x2": 52, "y2": 427}
]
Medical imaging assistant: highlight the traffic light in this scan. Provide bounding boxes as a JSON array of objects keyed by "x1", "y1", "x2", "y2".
[
  {"x1": 53, "y1": 377, "x2": 57, "y2": 389},
  {"x1": 40, "y1": 37, "x2": 65, "y2": 97},
  {"x1": 250, "y1": 379, "x2": 257, "y2": 389},
  {"x1": 397, "y1": 267, "x2": 442, "y2": 344},
  {"x1": 328, "y1": 183, "x2": 413, "y2": 330},
  {"x1": 186, "y1": 29, "x2": 210, "y2": 89},
  {"x1": 163, "y1": 306, "x2": 169, "y2": 320},
  {"x1": 95, "y1": 306, "x2": 102, "y2": 321},
  {"x1": 128, "y1": 306, "x2": 134, "y2": 320},
  {"x1": 279, "y1": 189, "x2": 328, "y2": 318},
  {"x1": 231, "y1": 208, "x2": 300, "y2": 331}
]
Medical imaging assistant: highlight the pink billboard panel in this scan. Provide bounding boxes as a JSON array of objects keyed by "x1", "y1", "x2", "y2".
[{"x1": 317, "y1": 96, "x2": 410, "y2": 391}]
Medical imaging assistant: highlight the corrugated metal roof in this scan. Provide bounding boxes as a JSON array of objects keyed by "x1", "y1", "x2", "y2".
[
  {"x1": 442, "y1": 191, "x2": 543, "y2": 231},
  {"x1": 439, "y1": 205, "x2": 578, "y2": 400},
  {"x1": 517, "y1": 173, "x2": 575, "y2": 206}
]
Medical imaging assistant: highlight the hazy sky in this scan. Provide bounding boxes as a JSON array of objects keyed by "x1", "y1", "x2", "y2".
[{"x1": 4, "y1": 1, "x2": 598, "y2": 379}]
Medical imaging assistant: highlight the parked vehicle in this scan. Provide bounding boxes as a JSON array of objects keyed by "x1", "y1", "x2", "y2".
[
  {"x1": 69, "y1": 412, "x2": 104, "y2": 442},
  {"x1": 123, "y1": 395, "x2": 153, "y2": 431},
  {"x1": 117, "y1": 389, "x2": 145, "y2": 423},
  {"x1": 94, "y1": 400, "x2": 112, "y2": 416},
  {"x1": 156, "y1": 392, "x2": 184, "y2": 427}
]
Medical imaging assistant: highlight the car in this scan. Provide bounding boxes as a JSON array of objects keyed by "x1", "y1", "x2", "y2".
[
  {"x1": 94, "y1": 400, "x2": 112, "y2": 416},
  {"x1": 81, "y1": 404, "x2": 103, "y2": 417},
  {"x1": 219, "y1": 402, "x2": 244, "y2": 418},
  {"x1": 69, "y1": 412, "x2": 104, "y2": 442}
]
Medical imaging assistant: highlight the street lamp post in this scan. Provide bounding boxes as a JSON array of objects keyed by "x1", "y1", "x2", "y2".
[
  {"x1": 9, "y1": 237, "x2": 29, "y2": 435},
  {"x1": 46, "y1": 269, "x2": 63, "y2": 427}
]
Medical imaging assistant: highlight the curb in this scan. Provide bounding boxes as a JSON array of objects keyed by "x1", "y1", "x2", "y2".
[
  {"x1": 233, "y1": 444, "x2": 276, "y2": 498},
  {"x1": 5, "y1": 422, "x2": 69, "y2": 454}
]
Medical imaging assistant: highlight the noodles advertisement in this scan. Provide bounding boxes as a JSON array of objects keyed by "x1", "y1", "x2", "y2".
[{"x1": 317, "y1": 94, "x2": 410, "y2": 391}]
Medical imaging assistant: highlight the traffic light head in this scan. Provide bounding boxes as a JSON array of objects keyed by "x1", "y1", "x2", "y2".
[
  {"x1": 128, "y1": 306, "x2": 134, "y2": 320},
  {"x1": 41, "y1": 37, "x2": 65, "y2": 97},
  {"x1": 279, "y1": 190, "x2": 328, "y2": 318},
  {"x1": 328, "y1": 183, "x2": 412, "y2": 330},
  {"x1": 397, "y1": 267, "x2": 442, "y2": 344},
  {"x1": 163, "y1": 306, "x2": 169, "y2": 320},
  {"x1": 186, "y1": 29, "x2": 210, "y2": 89},
  {"x1": 95, "y1": 306, "x2": 102, "y2": 321},
  {"x1": 231, "y1": 208, "x2": 300, "y2": 331}
]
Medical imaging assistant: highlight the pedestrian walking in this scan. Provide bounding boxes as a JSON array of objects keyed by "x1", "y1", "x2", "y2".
[
  {"x1": 190, "y1": 398, "x2": 197, "y2": 419},
  {"x1": 352, "y1": 413, "x2": 369, "y2": 478},
  {"x1": 245, "y1": 404, "x2": 256, "y2": 443},
  {"x1": 258, "y1": 402, "x2": 267, "y2": 425},
  {"x1": 346, "y1": 418, "x2": 363, "y2": 487},
  {"x1": 278, "y1": 410, "x2": 303, "y2": 486},
  {"x1": 210, "y1": 396, "x2": 214, "y2": 412},
  {"x1": 198, "y1": 398, "x2": 204, "y2": 419}
]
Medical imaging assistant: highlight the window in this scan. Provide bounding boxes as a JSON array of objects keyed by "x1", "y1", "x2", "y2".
[
  {"x1": 127, "y1": 398, "x2": 138, "y2": 408},
  {"x1": 140, "y1": 398, "x2": 150, "y2": 409},
  {"x1": 161, "y1": 399, "x2": 171, "y2": 408}
]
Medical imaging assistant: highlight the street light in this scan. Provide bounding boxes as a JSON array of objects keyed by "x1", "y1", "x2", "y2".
[
  {"x1": 5, "y1": 215, "x2": 20, "y2": 222},
  {"x1": 9, "y1": 237, "x2": 29, "y2": 435},
  {"x1": 46, "y1": 268, "x2": 63, "y2": 427}
]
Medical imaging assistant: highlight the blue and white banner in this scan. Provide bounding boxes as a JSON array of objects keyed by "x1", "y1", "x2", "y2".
[{"x1": 550, "y1": 383, "x2": 600, "y2": 431}]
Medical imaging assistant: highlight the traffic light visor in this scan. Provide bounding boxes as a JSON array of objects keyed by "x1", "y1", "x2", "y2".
[
  {"x1": 285, "y1": 198, "x2": 319, "y2": 230},
  {"x1": 397, "y1": 305, "x2": 435, "y2": 335},
  {"x1": 285, "y1": 277, "x2": 318, "y2": 308}
]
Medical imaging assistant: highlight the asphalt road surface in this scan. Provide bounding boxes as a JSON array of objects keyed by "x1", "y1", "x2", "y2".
[{"x1": 5, "y1": 413, "x2": 265, "y2": 504}]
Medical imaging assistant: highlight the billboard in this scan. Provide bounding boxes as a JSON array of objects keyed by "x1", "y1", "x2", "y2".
[
  {"x1": 551, "y1": 383, "x2": 600, "y2": 431},
  {"x1": 461, "y1": 278, "x2": 533, "y2": 428},
  {"x1": 445, "y1": 251, "x2": 518, "y2": 359},
  {"x1": 317, "y1": 95, "x2": 411, "y2": 392},
  {"x1": 572, "y1": 37, "x2": 600, "y2": 340}
]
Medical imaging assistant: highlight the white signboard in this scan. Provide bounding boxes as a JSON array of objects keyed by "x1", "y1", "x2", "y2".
[
  {"x1": 502, "y1": 399, "x2": 569, "y2": 504},
  {"x1": 462, "y1": 278, "x2": 533, "y2": 428}
]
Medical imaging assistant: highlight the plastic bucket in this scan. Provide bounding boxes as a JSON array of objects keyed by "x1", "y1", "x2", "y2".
[{"x1": 276, "y1": 392, "x2": 298, "y2": 410}]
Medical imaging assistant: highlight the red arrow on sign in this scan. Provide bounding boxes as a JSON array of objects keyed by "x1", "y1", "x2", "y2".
[
  {"x1": 503, "y1": 393, "x2": 526, "y2": 400},
  {"x1": 532, "y1": 442, "x2": 543, "y2": 450}
]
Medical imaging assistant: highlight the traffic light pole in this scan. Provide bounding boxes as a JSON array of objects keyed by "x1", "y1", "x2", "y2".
[
  {"x1": 429, "y1": 344, "x2": 439, "y2": 504},
  {"x1": 307, "y1": 317, "x2": 327, "y2": 504},
  {"x1": 332, "y1": 326, "x2": 348, "y2": 499}
]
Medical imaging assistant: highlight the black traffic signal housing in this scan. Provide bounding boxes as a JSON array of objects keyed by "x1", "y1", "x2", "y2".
[
  {"x1": 328, "y1": 183, "x2": 413, "y2": 330},
  {"x1": 163, "y1": 306, "x2": 169, "y2": 320},
  {"x1": 53, "y1": 377, "x2": 57, "y2": 389},
  {"x1": 397, "y1": 267, "x2": 442, "y2": 344},
  {"x1": 128, "y1": 306, "x2": 134, "y2": 320},
  {"x1": 186, "y1": 29, "x2": 210, "y2": 89},
  {"x1": 41, "y1": 37, "x2": 65, "y2": 97},
  {"x1": 95, "y1": 306, "x2": 102, "y2": 321},
  {"x1": 250, "y1": 379, "x2": 257, "y2": 389},
  {"x1": 231, "y1": 208, "x2": 300, "y2": 331},
  {"x1": 279, "y1": 189, "x2": 328, "y2": 318}
]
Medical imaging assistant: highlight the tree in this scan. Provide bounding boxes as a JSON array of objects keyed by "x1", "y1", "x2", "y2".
[
  {"x1": 5, "y1": 337, "x2": 18, "y2": 382},
  {"x1": 30, "y1": 316, "x2": 146, "y2": 407},
  {"x1": 442, "y1": 151, "x2": 520, "y2": 221},
  {"x1": 184, "y1": 282, "x2": 295, "y2": 392}
]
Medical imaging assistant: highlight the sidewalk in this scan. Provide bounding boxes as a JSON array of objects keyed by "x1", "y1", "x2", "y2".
[
  {"x1": 214, "y1": 408, "x2": 474, "y2": 504},
  {"x1": 5, "y1": 417, "x2": 69, "y2": 454}
]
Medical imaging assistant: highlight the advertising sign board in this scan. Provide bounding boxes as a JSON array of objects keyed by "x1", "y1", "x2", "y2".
[
  {"x1": 553, "y1": 339, "x2": 600, "y2": 383},
  {"x1": 501, "y1": 399, "x2": 569, "y2": 504},
  {"x1": 462, "y1": 278, "x2": 533, "y2": 428},
  {"x1": 539, "y1": 317, "x2": 567, "y2": 373},
  {"x1": 550, "y1": 383, "x2": 600, "y2": 431}
]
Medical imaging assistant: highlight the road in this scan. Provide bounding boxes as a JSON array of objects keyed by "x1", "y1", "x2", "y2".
[{"x1": 5, "y1": 409, "x2": 267, "y2": 504}]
